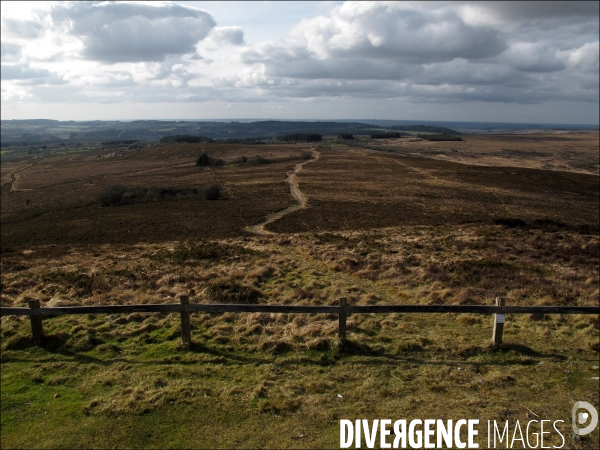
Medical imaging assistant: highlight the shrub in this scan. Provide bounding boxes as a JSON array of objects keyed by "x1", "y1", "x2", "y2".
[
  {"x1": 196, "y1": 153, "x2": 210, "y2": 166},
  {"x1": 99, "y1": 185, "x2": 126, "y2": 206},
  {"x1": 99, "y1": 185, "x2": 200, "y2": 206},
  {"x1": 247, "y1": 155, "x2": 270, "y2": 165},
  {"x1": 204, "y1": 184, "x2": 222, "y2": 200},
  {"x1": 337, "y1": 133, "x2": 354, "y2": 140},
  {"x1": 196, "y1": 153, "x2": 223, "y2": 166}
]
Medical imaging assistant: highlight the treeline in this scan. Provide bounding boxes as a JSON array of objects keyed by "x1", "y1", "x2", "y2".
[
  {"x1": 160, "y1": 135, "x2": 214, "y2": 144},
  {"x1": 371, "y1": 132, "x2": 402, "y2": 139},
  {"x1": 278, "y1": 133, "x2": 322, "y2": 142},
  {"x1": 220, "y1": 138, "x2": 265, "y2": 145},
  {"x1": 196, "y1": 151, "x2": 311, "y2": 167},
  {"x1": 0, "y1": 141, "x2": 46, "y2": 148},
  {"x1": 101, "y1": 140, "x2": 138, "y2": 147},
  {"x1": 418, "y1": 134, "x2": 463, "y2": 141},
  {"x1": 337, "y1": 134, "x2": 354, "y2": 140}
]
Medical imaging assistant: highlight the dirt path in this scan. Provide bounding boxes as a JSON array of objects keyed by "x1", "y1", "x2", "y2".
[
  {"x1": 247, "y1": 149, "x2": 320, "y2": 235},
  {"x1": 7, "y1": 161, "x2": 37, "y2": 193}
]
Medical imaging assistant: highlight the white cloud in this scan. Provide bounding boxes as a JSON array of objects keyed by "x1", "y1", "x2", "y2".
[
  {"x1": 208, "y1": 26, "x2": 245, "y2": 46},
  {"x1": 50, "y1": 2, "x2": 216, "y2": 63},
  {"x1": 0, "y1": 1, "x2": 597, "y2": 123},
  {"x1": 0, "y1": 42, "x2": 21, "y2": 61}
]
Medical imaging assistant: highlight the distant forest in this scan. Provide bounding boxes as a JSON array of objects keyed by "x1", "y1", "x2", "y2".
[
  {"x1": 1, "y1": 120, "x2": 462, "y2": 145},
  {"x1": 278, "y1": 133, "x2": 323, "y2": 142},
  {"x1": 2, "y1": 119, "x2": 597, "y2": 146}
]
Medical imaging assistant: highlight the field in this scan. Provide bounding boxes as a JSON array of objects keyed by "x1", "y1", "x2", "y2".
[{"x1": 1, "y1": 133, "x2": 599, "y2": 448}]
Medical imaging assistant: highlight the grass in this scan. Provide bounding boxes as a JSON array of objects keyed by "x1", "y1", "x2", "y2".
[
  {"x1": 1, "y1": 228, "x2": 598, "y2": 447},
  {"x1": 1, "y1": 136, "x2": 598, "y2": 448},
  {"x1": 1, "y1": 310, "x2": 598, "y2": 448}
]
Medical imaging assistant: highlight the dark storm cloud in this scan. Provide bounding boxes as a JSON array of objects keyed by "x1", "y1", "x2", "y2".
[
  {"x1": 479, "y1": 1, "x2": 599, "y2": 22},
  {"x1": 51, "y1": 2, "x2": 216, "y2": 63}
]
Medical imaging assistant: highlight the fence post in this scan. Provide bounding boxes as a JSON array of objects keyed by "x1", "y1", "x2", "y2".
[
  {"x1": 339, "y1": 297, "x2": 347, "y2": 343},
  {"x1": 180, "y1": 295, "x2": 191, "y2": 347},
  {"x1": 492, "y1": 297, "x2": 505, "y2": 346},
  {"x1": 28, "y1": 299, "x2": 44, "y2": 346}
]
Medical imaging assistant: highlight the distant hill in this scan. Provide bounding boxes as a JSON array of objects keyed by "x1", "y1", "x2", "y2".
[
  {"x1": 3, "y1": 119, "x2": 597, "y2": 144},
  {"x1": 1, "y1": 119, "x2": 404, "y2": 143},
  {"x1": 390, "y1": 125, "x2": 461, "y2": 135}
]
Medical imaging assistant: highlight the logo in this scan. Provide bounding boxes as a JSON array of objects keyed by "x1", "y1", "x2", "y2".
[{"x1": 572, "y1": 401, "x2": 598, "y2": 436}]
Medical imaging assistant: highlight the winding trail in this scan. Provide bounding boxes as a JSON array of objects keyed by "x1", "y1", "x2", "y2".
[
  {"x1": 7, "y1": 161, "x2": 37, "y2": 193},
  {"x1": 247, "y1": 149, "x2": 320, "y2": 235}
]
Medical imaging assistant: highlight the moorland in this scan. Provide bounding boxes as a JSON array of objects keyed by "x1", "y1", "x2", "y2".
[{"x1": 1, "y1": 130, "x2": 598, "y2": 448}]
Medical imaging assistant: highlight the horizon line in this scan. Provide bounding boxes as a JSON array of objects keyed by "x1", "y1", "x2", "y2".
[{"x1": 2, "y1": 118, "x2": 599, "y2": 127}]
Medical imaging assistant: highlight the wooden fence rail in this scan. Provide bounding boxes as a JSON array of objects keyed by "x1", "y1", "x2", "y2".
[{"x1": 1, "y1": 297, "x2": 598, "y2": 348}]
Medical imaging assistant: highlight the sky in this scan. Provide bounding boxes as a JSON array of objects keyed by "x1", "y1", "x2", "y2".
[{"x1": 1, "y1": 1, "x2": 599, "y2": 124}]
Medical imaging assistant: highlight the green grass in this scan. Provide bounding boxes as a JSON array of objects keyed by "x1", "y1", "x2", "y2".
[{"x1": 1, "y1": 311, "x2": 598, "y2": 448}]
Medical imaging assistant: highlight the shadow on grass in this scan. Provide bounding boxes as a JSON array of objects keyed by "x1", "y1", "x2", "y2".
[{"x1": 1, "y1": 334, "x2": 569, "y2": 370}]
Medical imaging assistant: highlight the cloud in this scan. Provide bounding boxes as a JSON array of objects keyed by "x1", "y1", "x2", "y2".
[
  {"x1": 0, "y1": 63, "x2": 66, "y2": 87},
  {"x1": 566, "y1": 42, "x2": 600, "y2": 73},
  {"x1": 234, "y1": 1, "x2": 598, "y2": 107},
  {"x1": 50, "y1": 2, "x2": 216, "y2": 63},
  {"x1": 504, "y1": 42, "x2": 566, "y2": 73},
  {"x1": 469, "y1": 1, "x2": 599, "y2": 24},
  {"x1": 208, "y1": 27, "x2": 245, "y2": 46},
  {"x1": 1, "y1": 0, "x2": 597, "y2": 122},
  {"x1": 1, "y1": 64, "x2": 51, "y2": 80},
  {"x1": 0, "y1": 42, "x2": 21, "y2": 61},
  {"x1": 243, "y1": 2, "x2": 507, "y2": 77},
  {"x1": 2, "y1": 17, "x2": 44, "y2": 39}
]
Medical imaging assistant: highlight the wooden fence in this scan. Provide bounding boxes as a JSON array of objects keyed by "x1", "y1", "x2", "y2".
[{"x1": 0, "y1": 296, "x2": 597, "y2": 348}]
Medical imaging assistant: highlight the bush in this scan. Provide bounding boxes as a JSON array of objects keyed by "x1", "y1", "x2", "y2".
[
  {"x1": 196, "y1": 153, "x2": 223, "y2": 166},
  {"x1": 247, "y1": 155, "x2": 270, "y2": 165},
  {"x1": 337, "y1": 134, "x2": 354, "y2": 140},
  {"x1": 99, "y1": 185, "x2": 126, "y2": 206},
  {"x1": 196, "y1": 153, "x2": 210, "y2": 166},
  {"x1": 204, "y1": 184, "x2": 222, "y2": 200},
  {"x1": 99, "y1": 185, "x2": 200, "y2": 206}
]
